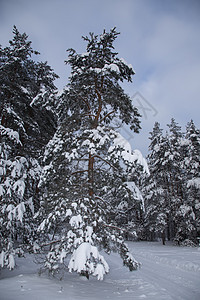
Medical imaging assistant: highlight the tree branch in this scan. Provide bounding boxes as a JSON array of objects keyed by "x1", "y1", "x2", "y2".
[
  {"x1": 102, "y1": 223, "x2": 127, "y2": 233},
  {"x1": 71, "y1": 169, "x2": 88, "y2": 176},
  {"x1": 100, "y1": 110, "x2": 115, "y2": 123},
  {"x1": 94, "y1": 78, "x2": 102, "y2": 126},
  {"x1": 93, "y1": 154, "x2": 118, "y2": 170},
  {"x1": 73, "y1": 92, "x2": 91, "y2": 113}
]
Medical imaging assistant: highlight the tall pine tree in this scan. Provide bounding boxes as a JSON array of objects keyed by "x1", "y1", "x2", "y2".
[
  {"x1": 0, "y1": 27, "x2": 58, "y2": 269},
  {"x1": 144, "y1": 122, "x2": 168, "y2": 243},
  {"x1": 183, "y1": 120, "x2": 200, "y2": 242},
  {"x1": 36, "y1": 28, "x2": 148, "y2": 280}
]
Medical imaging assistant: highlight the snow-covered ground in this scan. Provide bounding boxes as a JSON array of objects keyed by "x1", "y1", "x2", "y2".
[{"x1": 0, "y1": 241, "x2": 200, "y2": 300}]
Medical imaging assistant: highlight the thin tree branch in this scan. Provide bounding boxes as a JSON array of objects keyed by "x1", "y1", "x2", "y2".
[
  {"x1": 93, "y1": 154, "x2": 118, "y2": 170},
  {"x1": 82, "y1": 113, "x2": 96, "y2": 118},
  {"x1": 94, "y1": 77, "x2": 102, "y2": 126},
  {"x1": 73, "y1": 92, "x2": 91, "y2": 113},
  {"x1": 94, "y1": 195, "x2": 108, "y2": 206},
  {"x1": 71, "y1": 169, "x2": 88, "y2": 176},
  {"x1": 100, "y1": 110, "x2": 115, "y2": 123},
  {"x1": 102, "y1": 223, "x2": 128, "y2": 233}
]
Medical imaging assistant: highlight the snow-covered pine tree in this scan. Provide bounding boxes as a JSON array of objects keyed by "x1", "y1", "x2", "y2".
[
  {"x1": 145, "y1": 119, "x2": 188, "y2": 243},
  {"x1": 0, "y1": 26, "x2": 58, "y2": 269},
  {"x1": 165, "y1": 118, "x2": 186, "y2": 243},
  {"x1": 143, "y1": 122, "x2": 168, "y2": 243},
  {"x1": 36, "y1": 28, "x2": 148, "y2": 280},
  {"x1": 182, "y1": 120, "x2": 200, "y2": 243}
]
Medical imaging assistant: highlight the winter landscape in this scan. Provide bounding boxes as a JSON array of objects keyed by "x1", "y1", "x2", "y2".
[{"x1": 1, "y1": 2, "x2": 200, "y2": 299}]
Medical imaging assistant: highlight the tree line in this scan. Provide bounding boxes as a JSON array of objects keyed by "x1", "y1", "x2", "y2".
[{"x1": 143, "y1": 119, "x2": 200, "y2": 246}]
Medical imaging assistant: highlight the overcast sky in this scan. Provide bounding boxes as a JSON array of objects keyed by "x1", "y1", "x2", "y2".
[{"x1": 1, "y1": 0, "x2": 200, "y2": 155}]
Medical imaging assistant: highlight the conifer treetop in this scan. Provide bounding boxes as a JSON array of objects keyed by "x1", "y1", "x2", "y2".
[{"x1": 62, "y1": 27, "x2": 140, "y2": 133}]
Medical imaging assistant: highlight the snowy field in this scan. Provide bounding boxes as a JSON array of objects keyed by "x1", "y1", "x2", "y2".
[{"x1": 0, "y1": 241, "x2": 200, "y2": 300}]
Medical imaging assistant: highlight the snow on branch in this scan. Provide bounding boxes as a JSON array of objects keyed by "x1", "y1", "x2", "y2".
[
  {"x1": 68, "y1": 242, "x2": 109, "y2": 280},
  {"x1": 187, "y1": 178, "x2": 200, "y2": 189},
  {"x1": 0, "y1": 125, "x2": 22, "y2": 145},
  {"x1": 124, "y1": 181, "x2": 145, "y2": 211},
  {"x1": 108, "y1": 131, "x2": 149, "y2": 174}
]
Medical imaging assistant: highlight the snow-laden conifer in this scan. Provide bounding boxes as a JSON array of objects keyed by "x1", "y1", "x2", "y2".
[
  {"x1": 0, "y1": 27, "x2": 57, "y2": 269},
  {"x1": 36, "y1": 28, "x2": 148, "y2": 280},
  {"x1": 143, "y1": 122, "x2": 168, "y2": 243},
  {"x1": 182, "y1": 120, "x2": 200, "y2": 242}
]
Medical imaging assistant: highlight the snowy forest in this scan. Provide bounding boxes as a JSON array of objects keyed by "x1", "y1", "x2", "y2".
[{"x1": 0, "y1": 27, "x2": 200, "y2": 282}]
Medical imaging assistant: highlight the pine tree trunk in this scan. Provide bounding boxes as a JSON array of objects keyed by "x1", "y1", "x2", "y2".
[
  {"x1": 87, "y1": 77, "x2": 103, "y2": 198},
  {"x1": 162, "y1": 230, "x2": 166, "y2": 245}
]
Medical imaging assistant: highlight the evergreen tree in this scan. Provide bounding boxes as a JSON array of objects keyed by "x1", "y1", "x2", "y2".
[
  {"x1": 164, "y1": 118, "x2": 184, "y2": 242},
  {"x1": 36, "y1": 28, "x2": 148, "y2": 280},
  {"x1": 0, "y1": 27, "x2": 58, "y2": 269},
  {"x1": 144, "y1": 122, "x2": 168, "y2": 243},
  {"x1": 182, "y1": 120, "x2": 200, "y2": 242}
]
